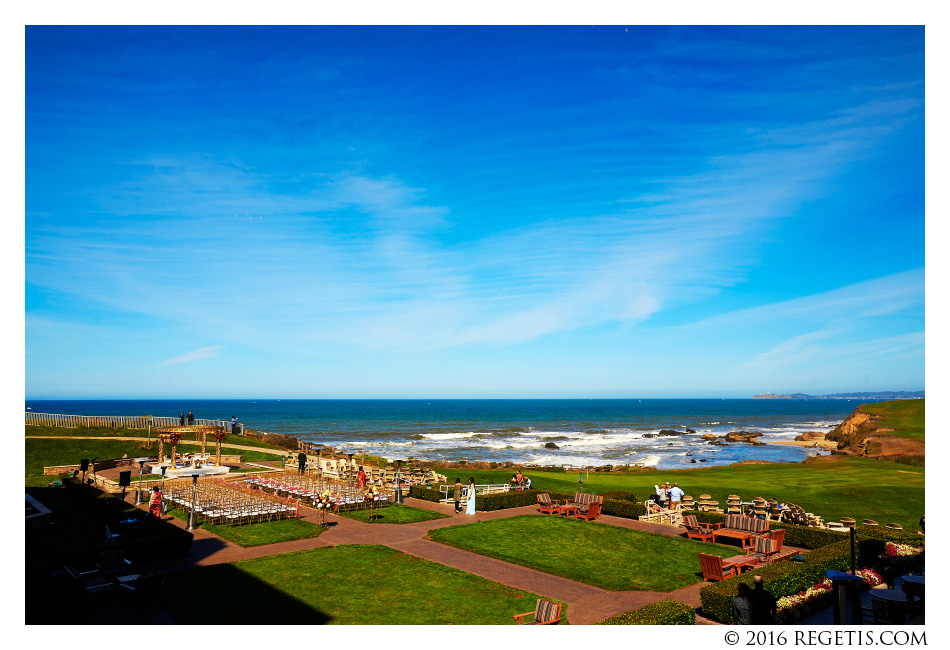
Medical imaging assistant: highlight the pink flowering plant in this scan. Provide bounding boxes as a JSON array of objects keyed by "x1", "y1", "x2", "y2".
[{"x1": 884, "y1": 542, "x2": 924, "y2": 558}]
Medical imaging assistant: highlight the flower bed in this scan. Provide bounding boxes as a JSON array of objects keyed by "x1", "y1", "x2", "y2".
[{"x1": 775, "y1": 569, "x2": 882, "y2": 624}]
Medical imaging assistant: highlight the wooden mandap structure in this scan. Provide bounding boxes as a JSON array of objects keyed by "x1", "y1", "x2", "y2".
[{"x1": 153, "y1": 425, "x2": 230, "y2": 477}]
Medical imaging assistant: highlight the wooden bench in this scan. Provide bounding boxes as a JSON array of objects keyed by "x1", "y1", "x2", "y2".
[
  {"x1": 713, "y1": 513, "x2": 769, "y2": 549},
  {"x1": 563, "y1": 493, "x2": 602, "y2": 518}
]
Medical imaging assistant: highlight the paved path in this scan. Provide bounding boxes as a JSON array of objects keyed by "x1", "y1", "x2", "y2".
[
  {"x1": 117, "y1": 487, "x2": 793, "y2": 625},
  {"x1": 26, "y1": 435, "x2": 284, "y2": 455}
]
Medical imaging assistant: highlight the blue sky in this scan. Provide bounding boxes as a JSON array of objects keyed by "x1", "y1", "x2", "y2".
[{"x1": 25, "y1": 26, "x2": 925, "y2": 398}]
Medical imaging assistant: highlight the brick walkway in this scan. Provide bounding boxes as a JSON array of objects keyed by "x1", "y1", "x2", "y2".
[{"x1": 125, "y1": 492, "x2": 803, "y2": 624}]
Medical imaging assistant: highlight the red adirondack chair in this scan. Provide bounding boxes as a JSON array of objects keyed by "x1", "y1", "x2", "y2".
[{"x1": 699, "y1": 552, "x2": 738, "y2": 582}]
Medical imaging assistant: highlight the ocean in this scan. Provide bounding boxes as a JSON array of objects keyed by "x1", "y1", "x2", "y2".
[{"x1": 23, "y1": 398, "x2": 859, "y2": 470}]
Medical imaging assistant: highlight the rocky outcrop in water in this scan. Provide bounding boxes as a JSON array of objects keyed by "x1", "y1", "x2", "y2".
[
  {"x1": 701, "y1": 434, "x2": 717, "y2": 441},
  {"x1": 658, "y1": 429, "x2": 685, "y2": 436},
  {"x1": 721, "y1": 430, "x2": 763, "y2": 443},
  {"x1": 544, "y1": 442, "x2": 559, "y2": 450}
]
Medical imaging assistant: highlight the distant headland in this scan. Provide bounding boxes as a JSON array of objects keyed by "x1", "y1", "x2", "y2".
[{"x1": 752, "y1": 391, "x2": 925, "y2": 400}]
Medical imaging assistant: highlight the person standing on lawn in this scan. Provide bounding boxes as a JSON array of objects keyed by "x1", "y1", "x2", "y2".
[
  {"x1": 187, "y1": 411, "x2": 195, "y2": 425},
  {"x1": 466, "y1": 477, "x2": 476, "y2": 515},
  {"x1": 750, "y1": 575, "x2": 777, "y2": 624},
  {"x1": 357, "y1": 466, "x2": 367, "y2": 489},
  {"x1": 453, "y1": 478, "x2": 463, "y2": 513},
  {"x1": 297, "y1": 451, "x2": 307, "y2": 475},
  {"x1": 668, "y1": 482, "x2": 684, "y2": 510}
]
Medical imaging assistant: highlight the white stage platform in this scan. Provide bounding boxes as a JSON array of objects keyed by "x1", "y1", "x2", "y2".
[{"x1": 151, "y1": 461, "x2": 230, "y2": 478}]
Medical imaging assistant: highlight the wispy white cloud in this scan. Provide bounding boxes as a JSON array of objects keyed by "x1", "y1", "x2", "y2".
[{"x1": 158, "y1": 346, "x2": 225, "y2": 366}]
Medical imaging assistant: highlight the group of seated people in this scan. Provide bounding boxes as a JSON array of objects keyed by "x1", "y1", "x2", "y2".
[{"x1": 508, "y1": 470, "x2": 532, "y2": 490}]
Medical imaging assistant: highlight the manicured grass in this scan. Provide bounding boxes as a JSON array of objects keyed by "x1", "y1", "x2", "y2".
[
  {"x1": 25, "y1": 438, "x2": 282, "y2": 487},
  {"x1": 435, "y1": 455, "x2": 924, "y2": 530},
  {"x1": 860, "y1": 399, "x2": 925, "y2": 442},
  {"x1": 165, "y1": 506, "x2": 324, "y2": 547},
  {"x1": 428, "y1": 515, "x2": 742, "y2": 591},
  {"x1": 161, "y1": 544, "x2": 566, "y2": 624},
  {"x1": 25, "y1": 424, "x2": 286, "y2": 451},
  {"x1": 337, "y1": 504, "x2": 450, "y2": 524}
]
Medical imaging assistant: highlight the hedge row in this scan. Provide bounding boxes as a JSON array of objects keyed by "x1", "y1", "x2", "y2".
[
  {"x1": 596, "y1": 599, "x2": 695, "y2": 625},
  {"x1": 599, "y1": 490, "x2": 640, "y2": 502},
  {"x1": 601, "y1": 498, "x2": 647, "y2": 519},
  {"x1": 408, "y1": 485, "x2": 444, "y2": 503}
]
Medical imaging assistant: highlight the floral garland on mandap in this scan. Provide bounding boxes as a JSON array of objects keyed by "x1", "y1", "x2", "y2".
[{"x1": 775, "y1": 569, "x2": 882, "y2": 624}]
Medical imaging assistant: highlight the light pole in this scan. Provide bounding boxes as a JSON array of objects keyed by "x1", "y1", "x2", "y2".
[
  {"x1": 395, "y1": 459, "x2": 403, "y2": 503},
  {"x1": 160, "y1": 466, "x2": 168, "y2": 513},
  {"x1": 186, "y1": 473, "x2": 200, "y2": 530},
  {"x1": 134, "y1": 457, "x2": 149, "y2": 505}
]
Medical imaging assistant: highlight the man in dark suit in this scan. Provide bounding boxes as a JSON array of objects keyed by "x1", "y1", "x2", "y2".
[
  {"x1": 297, "y1": 452, "x2": 307, "y2": 475},
  {"x1": 750, "y1": 575, "x2": 777, "y2": 624}
]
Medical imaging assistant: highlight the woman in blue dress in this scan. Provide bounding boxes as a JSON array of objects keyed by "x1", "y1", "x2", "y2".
[{"x1": 466, "y1": 477, "x2": 476, "y2": 515}]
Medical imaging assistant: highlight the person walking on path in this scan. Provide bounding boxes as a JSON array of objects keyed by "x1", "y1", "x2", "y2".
[
  {"x1": 750, "y1": 575, "x2": 777, "y2": 624},
  {"x1": 179, "y1": 413, "x2": 185, "y2": 426},
  {"x1": 297, "y1": 451, "x2": 307, "y2": 475},
  {"x1": 668, "y1": 482, "x2": 684, "y2": 510},
  {"x1": 732, "y1": 582, "x2": 754, "y2": 624},
  {"x1": 466, "y1": 477, "x2": 476, "y2": 515},
  {"x1": 187, "y1": 411, "x2": 195, "y2": 426},
  {"x1": 148, "y1": 486, "x2": 163, "y2": 517},
  {"x1": 453, "y1": 478, "x2": 463, "y2": 513}
]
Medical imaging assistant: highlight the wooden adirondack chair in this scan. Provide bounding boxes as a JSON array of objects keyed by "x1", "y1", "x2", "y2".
[
  {"x1": 769, "y1": 528, "x2": 786, "y2": 553},
  {"x1": 513, "y1": 598, "x2": 562, "y2": 625},
  {"x1": 699, "y1": 553, "x2": 738, "y2": 582},
  {"x1": 745, "y1": 536, "x2": 778, "y2": 565},
  {"x1": 683, "y1": 515, "x2": 715, "y2": 542},
  {"x1": 537, "y1": 493, "x2": 560, "y2": 515},
  {"x1": 575, "y1": 501, "x2": 601, "y2": 521}
]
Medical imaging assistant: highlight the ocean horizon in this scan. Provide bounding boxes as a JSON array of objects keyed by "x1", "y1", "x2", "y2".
[{"x1": 24, "y1": 398, "x2": 863, "y2": 470}]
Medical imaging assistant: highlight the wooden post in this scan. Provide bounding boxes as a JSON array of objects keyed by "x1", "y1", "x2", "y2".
[
  {"x1": 201, "y1": 431, "x2": 207, "y2": 459},
  {"x1": 216, "y1": 438, "x2": 222, "y2": 467},
  {"x1": 158, "y1": 437, "x2": 165, "y2": 464}
]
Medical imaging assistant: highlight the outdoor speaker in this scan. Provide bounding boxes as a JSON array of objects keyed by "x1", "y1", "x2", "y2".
[
  {"x1": 118, "y1": 470, "x2": 132, "y2": 487},
  {"x1": 80, "y1": 458, "x2": 89, "y2": 471}
]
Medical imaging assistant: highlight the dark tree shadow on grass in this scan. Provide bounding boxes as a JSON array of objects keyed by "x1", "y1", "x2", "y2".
[{"x1": 161, "y1": 563, "x2": 332, "y2": 624}]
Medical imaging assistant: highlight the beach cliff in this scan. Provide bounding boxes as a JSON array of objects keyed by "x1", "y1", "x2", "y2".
[{"x1": 824, "y1": 401, "x2": 925, "y2": 464}]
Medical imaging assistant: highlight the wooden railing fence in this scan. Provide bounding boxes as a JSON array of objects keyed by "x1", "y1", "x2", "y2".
[{"x1": 25, "y1": 412, "x2": 232, "y2": 431}]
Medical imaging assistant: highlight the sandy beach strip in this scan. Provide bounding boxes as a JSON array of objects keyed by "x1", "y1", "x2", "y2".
[{"x1": 770, "y1": 439, "x2": 838, "y2": 451}]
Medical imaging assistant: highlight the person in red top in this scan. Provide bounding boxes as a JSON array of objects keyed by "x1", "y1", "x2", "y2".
[
  {"x1": 357, "y1": 466, "x2": 367, "y2": 489},
  {"x1": 148, "y1": 486, "x2": 163, "y2": 517}
]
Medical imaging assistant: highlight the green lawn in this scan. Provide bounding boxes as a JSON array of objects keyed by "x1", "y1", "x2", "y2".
[
  {"x1": 161, "y1": 544, "x2": 566, "y2": 624},
  {"x1": 165, "y1": 506, "x2": 325, "y2": 547},
  {"x1": 337, "y1": 504, "x2": 450, "y2": 524},
  {"x1": 435, "y1": 455, "x2": 924, "y2": 530},
  {"x1": 25, "y1": 424, "x2": 286, "y2": 451},
  {"x1": 428, "y1": 515, "x2": 741, "y2": 591},
  {"x1": 861, "y1": 399, "x2": 925, "y2": 442},
  {"x1": 25, "y1": 438, "x2": 282, "y2": 487}
]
